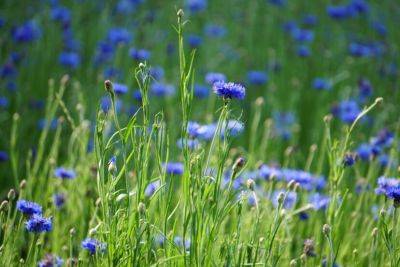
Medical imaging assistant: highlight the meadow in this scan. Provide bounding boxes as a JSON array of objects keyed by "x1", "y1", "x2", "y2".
[{"x1": 0, "y1": 0, "x2": 400, "y2": 266}]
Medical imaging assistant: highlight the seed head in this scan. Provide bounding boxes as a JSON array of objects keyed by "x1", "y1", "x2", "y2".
[
  {"x1": 19, "y1": 179, "x2": 27, "y2": 190},
  {"x1": 138, "y1": 202, "x2": 146, "y2": 215},
  {"x1": 232, "y1": 157, "x2": 245, "y2": 174}
]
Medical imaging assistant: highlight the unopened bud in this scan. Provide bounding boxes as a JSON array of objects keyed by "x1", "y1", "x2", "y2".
[
  {"x1": 104, "y1": 80, "x2": 113, "y2": 94},
  {"x1": 375, "y1": 97, "x2": 383, "y2": 104},
  {"x1": 177, "y1": 9, "x2": 184, "y2": 18},
  {"x1": 290, "y1": 259, "x2": 297, "y2": 266},
  {"x1": 138, "y1": 202, "x2": 146, "y2": 215},
  {"x1": 7, "y1": 189, "x2": 16, "y2": 200},
  {"x1": 371, "y1": 227, "x2": 378, "y2": 237},
  {"x1": 232, "y1": 157, "x2": 245, "y2": 174},
  {"x1": 246, "y1": 179, "x2": 255, "y2": 191},
  {"x1": 277, "y1": 192, "x2": 285, "y2": 205},
  {"x1": 322, "y1": 224, "x2": 331, "y2": 235},
  {"x1": 95, "y1": 198, "x2": 102, "y2": 207},
  {"x1": 287, "y1": 180, "x2": 295, "y2": 190},
  {"x1": 0, "y1": 200, "x2": 8, "y2": 212},
  {"x1": 19, "y1": 180, "x2": 26, "y2": 190},
  {"x1": 70, "y1": 228, "x2": 76, "y2": 236},
  {"x1": 255, "y1": 97, "x2": 264, "y2": 106},
  {"x1": 323, "y1": 114, "x2": 332, "y2": 123}
]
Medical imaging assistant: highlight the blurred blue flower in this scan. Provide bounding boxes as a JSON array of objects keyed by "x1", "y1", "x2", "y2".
[
  {"x1": 332, "y1": 100, "x2": 360, "y2": 124},
  {"x1": 51, "y1": 6, "x2": 71, "y2": 25},
  {"x1": 204, "y1": 24, "x2": 226, "y2": 38},
  {"x1": 205, "y1": 72, "x2": 226, "y2": 85},
  {"x1": 81, "y1": 238, "x2": 107, "y2": 255},
  {"x1": 163, "y1": 162, "x2": 184, "y2": 175},
  {"x1": 129, "y1": 48, "x2": 151, "y2": 61},
  {"x1": 194, "y1": 84, "x2": 209, "y2": 98},
  {"x1": 54, "y1": 167, "x2": 76, "y2": 180},
  {"x1": 375, "y1": 176, "x2": 400, "y2": 195},
  {"x1": 145, "y1": 180, "x2": 161, "y2": 197},
  {"x1": 38, "y1": 254, "x2": 63, "y2": 267},
  {"x1": 308, "y1": 193, "x2": 330, "y2": 210},
  {"x1": 107, "y1": 28, "x2": 132, "y2": 46},
  {"x1": 53, "y1": 193, "x2": 66, "y2": 209},
  {"x1": 113, "y1": 83, "x2": 129, "y2": 95},
  {"x1": 272, "y1": 190, "x2": 297, "y2": 209},
  {"x1": 187, "y1": 34, "x2": 203, "y2": 48},
  {"x1": 12, "y1": 20, "x2": 41, "y2": 43},
  {"x1": 247, "y1": 71, "x2": 268, "y2": 85},
  {"x1": 59, "y1": 51, "x2": 80, "y2": 69},
  {"x1": 150, "y1": 82, "x2": 175, "y2": 96},
  {"x1": 312, "y1": 78, "x2": 332, "y2": 90},
  {"x1": 149, "y1": 66, "x2": 164, "y2": 81},
  {"x1": 186, "y1": 0, "x2": 207, "y2": 13}
]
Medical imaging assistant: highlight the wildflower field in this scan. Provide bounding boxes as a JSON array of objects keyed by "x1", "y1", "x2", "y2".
[{"x1": 1, "y1": 0, "x2": 400, "y2": 266}]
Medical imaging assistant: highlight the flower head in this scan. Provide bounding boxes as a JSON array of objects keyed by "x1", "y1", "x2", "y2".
[
  {"x1": 38, "y1": 254, "x2": 63, "y2": 267},
  {"x1": 25, "y1": 214, "x2": 52, "y2": 233},
  {"x1": 213, "y1": 81, "x2": 245, "y2": 100},
  {"x1": 163, "y1": 162, "x2": 184, "y2": 175},
  {"x1": 17, "y1": 200, "x2": 42, "y2": 216},
  {"x1": 81, "y1": 238, "x2": 107, "y2": 255},
  {"x1": 54, "y1": 167, "x2": 76, "y2": 180}
]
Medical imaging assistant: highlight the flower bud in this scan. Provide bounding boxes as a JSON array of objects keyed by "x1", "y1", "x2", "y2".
[
  {"x1": 138, "y1": 202, "x2": 146, "y2": 215},
  {"x1": 104, "y1": 80, "x2": 113, "y2": 94},
  {"x1": 7, "y1": 189, "x2": 16, "y2": 200},
  {"x1": 70, "y1": 228, "x2": 76, "y2": 236},
  {"x1": 19, "y1": 179, "x2": 26, "y2": 190},
  {"x1": 177, "y1": 9, "x2": 184, "y2": 18},
  {"x1": 290, "y1": 259, "x2": 297, "y2": 266},
  {"x1": 277, "y1": 192, "x2": 285, "y2": 205},
  {"x1": 0, "y1": 200, "x2": 8, "y2": 212},
  {"x1": 322, "y1": 224, "x2": 331, "y2": 235},
  {"x1": 246, "y1": 179, "x2": 255, "y2": 191},
  {"x1": 232, "y1": 157, "x2": 245, "y2": 174}
]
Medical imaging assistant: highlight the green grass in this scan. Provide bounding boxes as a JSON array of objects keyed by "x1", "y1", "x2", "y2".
[{"x1": 1, "y1": 0, "x2": 400, "y2": 266}]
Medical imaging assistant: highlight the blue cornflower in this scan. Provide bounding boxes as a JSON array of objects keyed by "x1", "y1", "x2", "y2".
[
  {"x1": 332, "y1": 100, "x2": 360, "y2": 124},
  {"x1": 25, "y1": 214, "x2": 52, "y2": 233},
  {"x1": 187, "y1": 34, "x2": 203, "y2": 48},
  {"x1": 372, "y1": 21, "x2": 387, "y2": 36},
  {"x1": 59, "y1": 51, "x2": 80, "y2": 69},
  {"x1": 163, "y1": 162, "x2": 184, "y2": 175},
  {"x1": 1, "y1": 62, "x2": 17, "y2": 78},
  {"x1": 205, "y1": 72, "x2": 226, "y2": 85},
  {"x1": 269, "y1": 0, "x2": 286, "y2": 6},
  {"x1": 81, "y1": 238, "x2": 107, "y2": 255},
  {"x1": 132, "y1": 90, "x2": 142, "y2": 102},
  {"x1": 54, "y1": 167, "x2": 76, "y2": 180},
  {"x1": 0, "y1": 150, "x2": 9, "y2": 162},
  {"x1": 302, "y1": 14, "x2": 318, "y2": 26},
  {"x1": 308, "y1": 193, "x2": 330, "y2": 210},
  {"x1": 177, "y1": 138, "x2": 200, "y2": 150},
  {"x1": 356, "y1": 143, "x2": 372, "y2": 161},
  {"x1": 327, "y1": 5, "x2": 351, "y2": 20},
  {"x1": 349, "y1": 0, "x2": 369, "y2": 15},
  {"x1": 113, "y1": 83, "x2": 128, "y2": 95},
  {"x1": 149, "y1": 66, "x2": 164, "y2": 81},
  {"x1": 297, "y1": 45, "x2": 311, "y2": 57},
  {"x1": 386, "y1": 185, "x2": 400, "y2": 206},
  {"x1": 291, "y1": 28, "x2": 314, "y2": 43},
  {"x1": 312, "y1": 78, "x2": 332, "y2": 90},
  {"x1": 186, "y1": 0, "x2": 207, "y2": 13},
  {"x1": 51, "y1": 6, "x2": 71, "y2": 25},
  {"x1": 193, "y1": 84, "x2": 209, "y2": 98},
  {"x1": 150, "y1": 82, "x2": 175, "y2": 97},
  {"x1": 204, "y1": 24, "x2": 226, "y2": 38},
  {"x1": 371, "y1": 129, "x2": 394, "y2": 148},
  {"x1": 53, "y1": 193, "x2": 66, "y2": 209},
  {"x1": 0, "y1": 96, "x2": 8, "y2": 108},
  {"x1": 108, "y1": 156, "x2": 117, "y2": 173},
  {"x1": 258, "y1": 165, "x2": 282, "y2": 180},
  {"x1": 107, "y1": 28, "x2": 132, "y2": 46},
  {"x1": 187, "y1": 121, "x2": 201, "y2": 137},
  {"x1": 174, "y1": 236, "x2": 191, "y2": 250},
  {"x1": 247, "y1": 71, "x2": 268, "y2": 85},
  {"x1": 37, "y1": 118, "x2": 58, "y2": 131},
  {"x1": 17, "y1": 200, "x2": 42, "y2": 216},
  {"x1": 343, "y1": 153, "x2": 357, "y2": 167},
  {"x1": 375, "y1": 177, "x2": 400, "y2": 195},
  {"x1": 95, "y1": 41, "x2": 115, "y2": 64},
  {"x1": 145, "y1": 180, "x2": 161, "y2": 198},
  {"x1": 221, "y1": 120, "x2": 244, "y2": 137},
  {"x1": 358, "y1": 78, "x2": 372, "y2": 101},
  {"x1": 129, "y1": 48, "x2": 151, "y2": 61},
  {"x1": 12, "y1": 20, "x2": 41, "y2": 43},
  {"x1": 213, "y1": 81, "x2": 245, "y2": 100},
  {"x1": 196, "y1": 123, "x2": 217, "y2": 141},
  {"x1": 38, "y1": 254, "x2": 63, "y2": 267}
]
